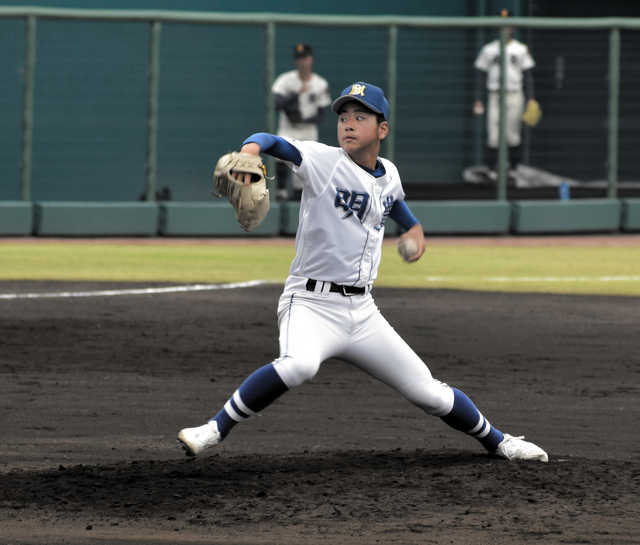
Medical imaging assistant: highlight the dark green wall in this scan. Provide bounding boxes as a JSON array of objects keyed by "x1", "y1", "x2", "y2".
[
  {"x1": 1, "y1": 1, "x2": 638, "y2": 203},
  {"x1": 0, "y1": 1, "x2": 477, "y2": 201},
  {"x1": 0, "y1": 19, "x2": 23, "y2": 200}
]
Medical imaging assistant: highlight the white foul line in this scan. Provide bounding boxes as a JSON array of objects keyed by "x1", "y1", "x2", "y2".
[
  {"x1": 0, "y1": 280, "x2": 273, "y2": 300},
  {"x1": 2, "y1": 277, "x2": 639, "y2": 299},
  {"x1": 424, "y1": 276, "x2": 640, "y2": 283}
]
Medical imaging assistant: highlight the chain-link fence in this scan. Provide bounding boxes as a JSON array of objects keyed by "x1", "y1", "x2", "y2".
[{"x1": 1, "y1": 8, "x2": 639, "y2": 202}]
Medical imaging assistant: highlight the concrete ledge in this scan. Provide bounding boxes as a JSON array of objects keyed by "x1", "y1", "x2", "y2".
[
  {"x1": 621, "y1": 199, "x2": 640, "y2": 231},
  {"x1": 0, "y1": 201, "x2": 33, "y2": 235},
  {"x1": 159, "y1": 201, "x2": 281, "y2": 236},
  {"x1": 33, "y1": 202, "x2": 159, "y2": 236},
  {"x1": 408, "y1": 201, "x2": 512, "y2": 234},
  {"x1": 511, "y1": 199, "x2": 621, "y2": 234}
]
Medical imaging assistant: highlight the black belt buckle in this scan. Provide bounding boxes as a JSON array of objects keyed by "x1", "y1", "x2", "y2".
[{"x1": 338, "y1": 283, "x2": 364, "y2": 296}]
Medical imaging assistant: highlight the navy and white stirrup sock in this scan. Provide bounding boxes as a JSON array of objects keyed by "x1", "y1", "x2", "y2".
[
  {"x1": 210, "y1": 368, "x2": 505, "y2": 452},
  {"x1": 210, "y1": 363, "x2": 289, "y2": 439},
  {"x1": 440, "y1": 388, "x2": 504, "y2": 453}
]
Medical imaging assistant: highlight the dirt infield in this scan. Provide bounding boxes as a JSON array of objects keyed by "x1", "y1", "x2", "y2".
[{"x1": 0, "y1": 280, "x2": 638, "y2": 544}]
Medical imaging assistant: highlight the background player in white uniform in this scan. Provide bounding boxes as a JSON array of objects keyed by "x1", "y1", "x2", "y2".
[
  {"x1": 272, "y1": 43, "x2": 331, "y2": 200},
  {"x1": 178, "y1": 82, "x2": 548, "y2": 463},
  {"x1": 473, "y1": 10, "x2": 536, "y2": 173}
]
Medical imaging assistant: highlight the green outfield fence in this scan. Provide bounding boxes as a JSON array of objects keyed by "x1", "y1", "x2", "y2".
[{"x1": 1, "y1": 7, "x2": 640, "y2": 236}]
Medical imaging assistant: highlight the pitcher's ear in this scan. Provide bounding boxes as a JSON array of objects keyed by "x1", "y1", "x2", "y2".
[{"x1": 378, "y1": 121, "x2": 389, "y2": 140}]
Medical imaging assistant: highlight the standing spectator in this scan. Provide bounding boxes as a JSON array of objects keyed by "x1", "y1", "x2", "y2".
[
  {"x1": 272, "y1": 43, "x2": 331, "y2": 200},
  {"x1": 473, "y1": 9, "x2": 536, "y2": 175}
]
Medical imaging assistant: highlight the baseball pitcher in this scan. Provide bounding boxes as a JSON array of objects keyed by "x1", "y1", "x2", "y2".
[{"x1": 178, "y1": 82, "x2": 548, "y2": 464}]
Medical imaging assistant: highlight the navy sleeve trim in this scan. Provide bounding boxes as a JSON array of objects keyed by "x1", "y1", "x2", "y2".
[
  {"x1": 523, "y1": 68, "x2": 535, "y2": 101},
  {"x1": 475, "y1": 69, "x2": 487, "y2": 102},
  {"x1": 243, "y1": 133, "x2": 302, "y2": 166},
  {"x1": 389, "y1": 199, "x2": 419, "y2": 231}
]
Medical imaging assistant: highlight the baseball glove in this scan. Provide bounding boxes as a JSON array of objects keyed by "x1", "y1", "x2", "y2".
[
  {"x1": 282, "y1": 92, "x2": 302, "y2": 124},
  {"x1": 212, "y1": 152, "x2": 270, "y2": 232},
  {"x1": 522, "y1": 99, "x2": 542, "y2": 127}
]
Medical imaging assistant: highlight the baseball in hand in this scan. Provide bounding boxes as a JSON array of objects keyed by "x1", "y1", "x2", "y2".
[{"x1": 398, "y1": 237, "x2": 419, "y2": 262}]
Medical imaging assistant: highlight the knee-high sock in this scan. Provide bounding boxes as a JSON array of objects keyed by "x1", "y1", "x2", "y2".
[
  {"x1": 440, "y1": 388, "x2": 504, "y2": 452},
  {"x1": 509, "y1": 145, "x2": 522, "y2": 170},
  {"x1": 210, "y1": 364, "x2": 289, "y2": 438},
  {"x1": 487, "y1": 147, "x2": 498, "y2": 171}
]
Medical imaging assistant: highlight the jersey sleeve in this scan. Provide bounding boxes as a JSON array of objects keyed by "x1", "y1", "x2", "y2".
[
  {"x1": 474, "y1": 43, "x2": 491, "y2": 72},
  {"x1": 289, "y1": 140, "x2": 345, "y2": 197},
  {"x1": 271, "y1": 71, "x2": 293, "y2": 95},
  {"x1": 315, "y1": 76, "x2": 332, "y2": 108},
  {"x1": 520, "y1": 46, "x2": 535, "y2": 71}
]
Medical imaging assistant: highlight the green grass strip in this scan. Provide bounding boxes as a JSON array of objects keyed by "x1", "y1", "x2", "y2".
[
  {"x1": 0, "y1": 243, "x2": 294, "y2": 284},
  {"x1": 377, "y1": 246, "x2": 640, "y2": 295},
  {"x1": 1, "y1": 242, "x2": 639, "y2": 296}
]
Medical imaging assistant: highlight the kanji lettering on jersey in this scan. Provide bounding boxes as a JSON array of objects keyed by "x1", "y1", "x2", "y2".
[
  {"x1": 335, "y1": 188, "x2": 370, "y2": 221},
  {"x1": 376, "y1": 195, "x2": 395, "y2": 231}
]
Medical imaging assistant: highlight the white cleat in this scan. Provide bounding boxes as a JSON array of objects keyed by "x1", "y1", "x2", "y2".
[
  {"x1": 496, "y1": 434, "x2": 549, "y2": 462},
  {"x1": 177, "y1": 421, "x2": 221, "y2": 457}
]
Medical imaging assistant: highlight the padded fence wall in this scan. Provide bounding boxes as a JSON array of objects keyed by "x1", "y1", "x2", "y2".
[{"x1": 3, "y1": 201, "x2": 639, "y2": 236}]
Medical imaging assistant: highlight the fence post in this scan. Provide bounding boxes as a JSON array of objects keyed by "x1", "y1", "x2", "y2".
[
  {"x1": 473, "y1": 1, "x2": 486, "y2": 167},
  {"x1": 264, "y1": 22, "x2": 276, "y2": 194},
  {"x1": 20, "y1": 15, "x2": 37, "y2": 202},
  {"x1": 145, "y1": 20, "x2": 161, "y2": 202},
  {"x1": 496, "y1": 25, "x2": 508, "y2": 201},
  {"x1": 607, "y1": 27, "x2": 620, "y2": 199},
  {"x1": 385, "y1": 24, "x2": 398, "y2": 163}
]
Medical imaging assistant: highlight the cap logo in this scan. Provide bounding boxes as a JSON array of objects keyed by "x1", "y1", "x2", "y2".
[{"x1": 349, "y1": 84, "x2": 366, "y2": 97}]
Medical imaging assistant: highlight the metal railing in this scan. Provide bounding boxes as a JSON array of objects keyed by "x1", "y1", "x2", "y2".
[{"x1": 2, "y1": 6, "x2": 639, "y2": 201}]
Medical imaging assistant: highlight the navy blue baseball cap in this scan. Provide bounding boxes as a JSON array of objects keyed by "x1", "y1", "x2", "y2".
[
  {"x1": 293, "y1": 43, "x2": 314, "y2": 58},
  {"x1": 331, "y1": 82, "x2": 389, "y2": 121}
]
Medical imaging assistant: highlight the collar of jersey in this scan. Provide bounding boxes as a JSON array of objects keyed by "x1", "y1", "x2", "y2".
[{"x1": 355, "y1": 158, "x2": 386, "y2": 178}]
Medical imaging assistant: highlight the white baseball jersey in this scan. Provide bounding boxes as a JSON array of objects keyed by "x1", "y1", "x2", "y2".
[
  {"x1": 281, "y1": 139, "x2": 403, "y2": 288},
  {"x1": 272, "y1": 71, "x2": 331, "y2": 141},
  {"x1": 474, "y1": 39, "x2": 535, "y2": 91}
]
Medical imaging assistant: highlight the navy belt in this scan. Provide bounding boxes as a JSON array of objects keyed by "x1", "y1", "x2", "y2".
[{"x1": 305, "y1": 279, "x2": 366, "y2": 296}]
